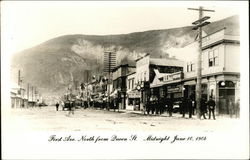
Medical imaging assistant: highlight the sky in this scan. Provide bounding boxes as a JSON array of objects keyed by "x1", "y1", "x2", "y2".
[{"x1": 1, "y1": 1, "x2": 245, "y2": 55}]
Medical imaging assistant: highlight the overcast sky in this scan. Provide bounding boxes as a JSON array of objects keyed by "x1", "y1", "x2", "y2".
[{"x1": 1, "y1": 1, "x2": 245, "y2": 55}]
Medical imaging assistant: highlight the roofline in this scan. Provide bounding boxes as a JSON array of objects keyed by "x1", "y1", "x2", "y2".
[
  {"x1": 183, "y1": 27, "x2": 239, "y2": 48},
  {"x1": 202, "y1": 27, "x2": 227, "y2": 39},
  {"x1": 127, "y1": 71, "x2": 136, "y2": 76},
  {"x1": 149, "y1": 64, "x2": 184, "y2": 68},
  {"x1": 135, "y1": 53, "x2": 150, "y2": 62}
]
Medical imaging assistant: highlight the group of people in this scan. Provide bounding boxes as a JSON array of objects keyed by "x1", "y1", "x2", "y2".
[
  {"x1": 144, "y1": 95, "x2": 217, "y2": 120},
  {"x1": 55, "y1": 96, "x2": 240, "y2": 119}
]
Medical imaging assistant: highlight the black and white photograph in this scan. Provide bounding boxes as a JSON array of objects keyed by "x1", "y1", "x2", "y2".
[{"x1": 1, "y1": 1, "x2": 249, "y2": 159}]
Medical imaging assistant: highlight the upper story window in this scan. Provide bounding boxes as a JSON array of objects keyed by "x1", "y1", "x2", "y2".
[
  {"x1": 209, "y1": 49, "x2": 219, "y2": 67},
  {"x1": 132, "y1": 78, "x2": 134, "y2": 89},
  {"x1": 187, "y1": 62, "x2": 195, "y2": 72}
]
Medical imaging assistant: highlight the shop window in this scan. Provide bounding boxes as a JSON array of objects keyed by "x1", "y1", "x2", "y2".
[
  {"x1": 209, "y1": 49, "x2": 219, "y2": 67},
  {"x1": 128, "y1": 98, "x2": 134, "y2": 105}
]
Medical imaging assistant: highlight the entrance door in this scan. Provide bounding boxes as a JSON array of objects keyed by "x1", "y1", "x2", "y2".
[{"x1": 218, "y1": 81, "x2": 235, "y2": 114}]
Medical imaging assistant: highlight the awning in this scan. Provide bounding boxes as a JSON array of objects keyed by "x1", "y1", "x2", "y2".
[
  {"x1": 150, "y1": 83, "x2": 164, "y2": 88},
  {"x1": 184, "y1": 80, "x2": 196, "y2": 85}
]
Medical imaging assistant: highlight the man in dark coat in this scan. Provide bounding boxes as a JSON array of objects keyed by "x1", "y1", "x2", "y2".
[
  {"x1": 187, "y1": 98, "x2": 193, "y2": 118},
  {"x1": 56, "y1": 102, "x2": 59, "y2": 111},
  {"x1": 207, "y1": 96, "x2": 216, "y2": 120},
  {"x1": 200, "y1": 97, "x2": 207, "y2": 119},
  {"x1": 168, "y1": 99, "x2": 173, "y2": 117}
]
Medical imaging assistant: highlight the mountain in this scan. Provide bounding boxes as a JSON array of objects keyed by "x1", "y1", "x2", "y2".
[{"x1": 11, "y1": 15, "x2": 239, "y2": 100}]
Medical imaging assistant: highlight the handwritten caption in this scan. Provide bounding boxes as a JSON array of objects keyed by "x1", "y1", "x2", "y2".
[{"x1": 48, "y1": 135, "x2": 206, "y2": 143}]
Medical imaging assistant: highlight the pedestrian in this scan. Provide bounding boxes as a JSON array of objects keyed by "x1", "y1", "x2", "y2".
[
  {"x1": 168, "y1": 98, "x2": 173, "y2": 117},
  {"x1": 56, "y1": 102, "x2": 59, "y2": 111},
  {"x1": 200, "y1": 97, "x2": 207, "y2": 119},
  {"x1": 68, "y1": 101, "x2": 75, "y2": 116},
  {"x1": 159, "y1": 98, "x2": 165, "y2": 115},
  {"x1": 235, "y1": 99, "x2": 240, "y2": 118},
  {"x1": 207, "y1": 96, "x2": 216, "y2": 120},
  {"x1": 187, "y1": 98, "x2": 193, "y2": 118}
]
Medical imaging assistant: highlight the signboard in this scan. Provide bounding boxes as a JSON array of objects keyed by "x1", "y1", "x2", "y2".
[
  {"x1": 167, "y1": 85, "x2": 182, "y2": 93},
  {"x1": 163, "y1": 72, "x2": 183, "y2": 82},
  {"x1": 128, "y1": 91, "x2": 141, "y2": 98}
]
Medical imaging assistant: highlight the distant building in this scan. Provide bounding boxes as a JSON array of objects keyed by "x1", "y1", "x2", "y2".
[
  {"x1": 126, "y1": 72, "x2": 140, "y2": 110},
  {"x1": 11, "y1": 83, "x2": 25, "y2": 108},
  {"x1": 111, "y1": 64, "x2": 136, "y2": 110}
]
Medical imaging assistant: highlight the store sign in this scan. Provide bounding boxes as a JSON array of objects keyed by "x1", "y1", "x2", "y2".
[
  {"x1": 167, "y1": 85, "x2": 182, "y2": 93},
  {"x1": 128, "y1": 91, "x2": 141, "y2": 98},
  {"x1": 167, "y1": 87, "x2": 181, "y2": 93},
  {"x1": 163, "y1": 72, "x2": 183, "y2": 82}
]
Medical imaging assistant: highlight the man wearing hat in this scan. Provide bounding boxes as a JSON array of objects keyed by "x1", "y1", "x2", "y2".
[{"x1": 207, "y1": 96, "x2": 216, "y2": 120}]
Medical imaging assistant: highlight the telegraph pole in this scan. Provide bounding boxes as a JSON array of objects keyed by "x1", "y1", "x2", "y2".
[
  {"x1": 27, "y1": 83, "x2": 30, "y2": 107},
  {"x1": 18, "y1": 70, "x2": 21, "y2": 86},
  {"x1": 188, "y1": 6, "x2": 215, "y2": 119}
]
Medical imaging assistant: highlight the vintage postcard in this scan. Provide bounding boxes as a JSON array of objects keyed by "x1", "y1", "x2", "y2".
[{"x1": 1, "y1": 1, "x2": 249, "y2": 159}]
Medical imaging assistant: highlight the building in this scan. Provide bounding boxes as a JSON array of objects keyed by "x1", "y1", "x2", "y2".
[
  {"x1": 150, "y1": 70, "x2": 184, "y2": 103},
  {"x1": 11, "y1": 83, "x2": 26, "y2": 108},
  {"x1": 182, "y1": 27, "x2": 240, "y2": 115},
  {"x1": 135, "y1": 53, "x2": 184, "y2": 108},
  {"x1": 111, "y1": 63, "x2": 136, "y2": 110},
  {"x1": 126, "y1": 72, "x2": 141, "y2": 110}
]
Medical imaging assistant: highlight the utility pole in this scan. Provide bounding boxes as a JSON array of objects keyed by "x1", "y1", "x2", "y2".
[
  {"x1": 188, "y1": 6, "x2": 215, "y2": 119},
  {"x1": 18, "y1": 70, "x2": 21, "y2": 86},
  {"x1": 31, "y1": 86, "x2": 34, "y2": 105},
  {"x1": 86, "y1": 70, "x2": 90, "y2": 108},
  {"x1": 27, "y1": 83, "x2": 30, "y2": 107}
]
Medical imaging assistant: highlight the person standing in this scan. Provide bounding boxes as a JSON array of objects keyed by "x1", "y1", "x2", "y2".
[
  {"x1": 56, "y1": 102, "x2": 59, "y2": 111},
  {"x1": 207, "y1": 97, "x2": 216, "y2": 120},
  {"x1": 68, "y1": 101, "x2": 75, "y2": 116},
  {"x1": 168, "y1": 98, "x2": 173, "y2": 117},
  {"x1": 187, "y1": 98, "x2": 193, "y2": 118},
  {"x1": 200, "y1": 97, "x2": 207, "y2": 119}
]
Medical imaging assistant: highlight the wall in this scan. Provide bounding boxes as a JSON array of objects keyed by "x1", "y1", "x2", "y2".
[
  {"x1": 136, "y1": 55, "x2": 150, "y2": 84},
  {"x1": 127, "y1": 73, "x2": 136, "y2": 91},
  {"x1": 224, "y1": 44, "x2": 240, "y2": 72},
  {"x1": 184, "y1": 43, "x2": 225, "y2": 79}
]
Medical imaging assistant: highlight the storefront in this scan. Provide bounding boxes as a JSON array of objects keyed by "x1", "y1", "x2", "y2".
[
  {"x1": 166, "y1": 83, "x2": 184, "y2": 101},
  {"x1": 126, "y1": 90, "x2": 141, "y2": 110},
  {"x1": 183, "y1": 73, "x2": 240, "y2": 115}
]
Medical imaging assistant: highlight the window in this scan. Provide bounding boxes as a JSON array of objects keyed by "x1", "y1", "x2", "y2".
[
  {"x1": 144, "y1": 72, "x2": 147, "y2": 81},
  {"x1": 128, "y1": 80, "x2": 131, "y2": 90},
  {"x1": 132, "y1": 79, "x2": 134, "y2": 89},
  {"x1": 187, "y1": 62, "x2": 195, "y2": 72},
  {"x1": 209, "y1": 49, "x2": 219, "y2": 67},
  {"x1": 187, "y1": 64, "x2": 190, "y2": 72}
]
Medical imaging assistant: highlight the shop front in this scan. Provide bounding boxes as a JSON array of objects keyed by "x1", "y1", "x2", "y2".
[
  {"x1": 183, "y1": 73, "x2": 240, "y2": 115},
  {"x1": 166, "y1": 83, "x2": 184, "y2": 102},
  {"x1": 126, "y1": 90, "x2": 141, "y2": 110}
]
